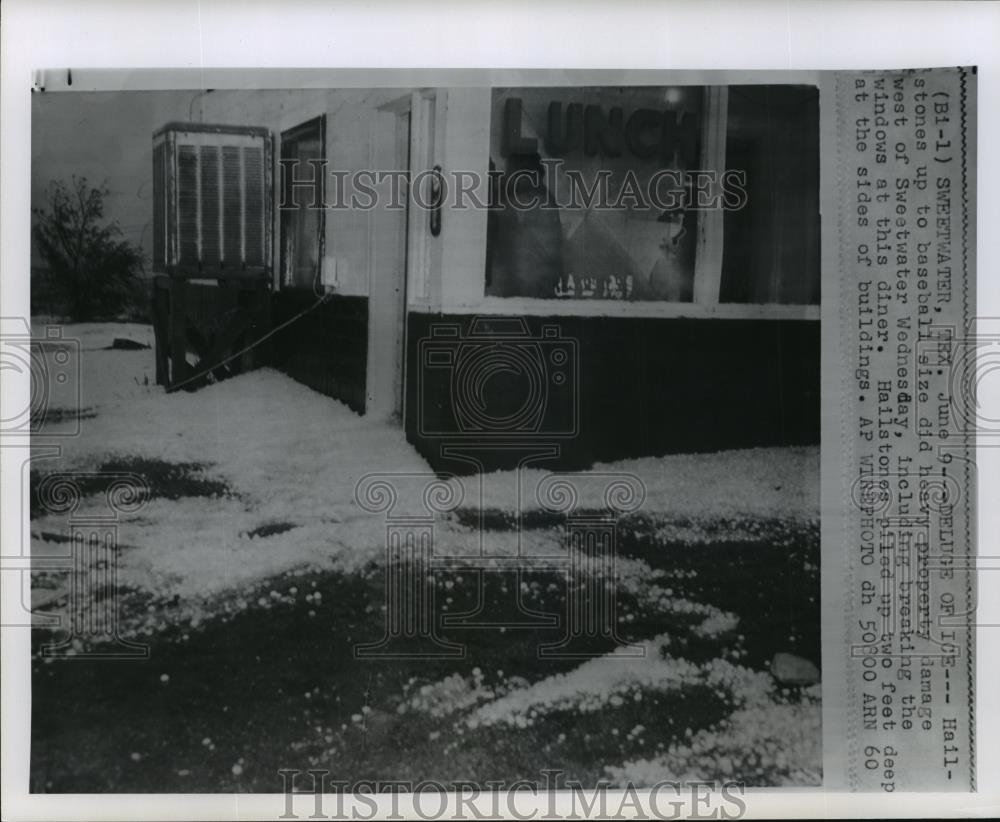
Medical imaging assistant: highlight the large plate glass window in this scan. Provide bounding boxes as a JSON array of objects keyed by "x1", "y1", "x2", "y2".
[{"x1": 485, "y1": 86, "x2": 819, "y2": 306}]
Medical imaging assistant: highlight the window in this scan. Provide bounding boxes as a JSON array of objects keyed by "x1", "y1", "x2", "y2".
[
  {"x1": 720, "y1": 86, "x2": 820, "y2": 304},
  {"x1": 484, "y1": 86, "x2": 820, "y2": 307},
  {"x1": 279, "y1": 116, "x2": 326, "y2": 289}
]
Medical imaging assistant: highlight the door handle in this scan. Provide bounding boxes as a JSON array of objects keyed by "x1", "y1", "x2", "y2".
[{"x1": 429, "y1": 164, "x2": 443, "y2": 237}]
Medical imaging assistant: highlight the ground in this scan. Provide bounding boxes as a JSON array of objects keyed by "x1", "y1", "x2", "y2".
[{"x1": 27, "y1": 322, "x2": 821, "y2": 792}]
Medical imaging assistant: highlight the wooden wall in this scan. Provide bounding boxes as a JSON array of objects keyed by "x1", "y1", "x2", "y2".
[{"x1": 269, "y1": 292, "x2": 369, "y2": 414}]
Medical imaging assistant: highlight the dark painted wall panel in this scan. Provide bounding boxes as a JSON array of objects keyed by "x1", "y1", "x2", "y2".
[
  {"x1": 270, "y1": 292, "x2": 368, "y2": 415},
  {"x1": 405, "y1": 312, "x2": 819, "y2": 473}
]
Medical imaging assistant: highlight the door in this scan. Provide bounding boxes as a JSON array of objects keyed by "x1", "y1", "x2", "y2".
[
  {"x1": 279, "y1": 116, "x2": 326, "y2": 289},
  {"x1": 392, "y1": 111, "x2": 411, "y2": 418},
  {"x1": 367, "y1": 102, "x2": 413, "y2": 421}
]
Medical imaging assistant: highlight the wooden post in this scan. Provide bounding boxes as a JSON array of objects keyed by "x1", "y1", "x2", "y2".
[
  {"x1": 152, "y1": 277, "x2": 170, "y2": 386},
  {"x1": 169, "y1": 277, "x2": 188, "y2": 389}
]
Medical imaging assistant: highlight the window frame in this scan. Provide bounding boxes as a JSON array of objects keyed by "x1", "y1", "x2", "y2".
[
  {"x1": 278, "y1": 114, "x2": 327, "y2": 290},
  {"x1": 476, "y1": 86, "x2": 820, "y2": 321}
]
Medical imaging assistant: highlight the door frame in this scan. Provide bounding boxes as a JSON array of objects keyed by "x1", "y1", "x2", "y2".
[{"x1": 367, "y1": 91, "x2": 435, "y2": 422}]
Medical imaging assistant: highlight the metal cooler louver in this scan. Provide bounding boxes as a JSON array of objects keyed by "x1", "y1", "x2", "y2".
[{"x1": 152, "y1": 122, "x2": 272, "y2": 277}]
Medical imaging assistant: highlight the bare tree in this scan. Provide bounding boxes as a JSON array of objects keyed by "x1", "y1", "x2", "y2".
[{"x1": 32, "y1": 176, "x2": 143, "y2": 321}]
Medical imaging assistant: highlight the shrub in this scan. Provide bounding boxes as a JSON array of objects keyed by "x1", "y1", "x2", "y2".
[{"x1": 32, "y1": 176, "x2": 144, "y2": 321}]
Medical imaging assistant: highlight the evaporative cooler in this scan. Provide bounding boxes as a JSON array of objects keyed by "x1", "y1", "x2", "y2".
[
  {"x1": 151, "y1": 122, "x2": 274, "y2": 391},
  {"x1": 151, "y1": 122, "x2": 272, "y2": 277}
]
